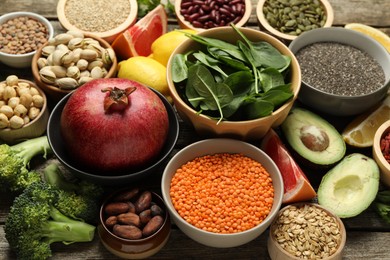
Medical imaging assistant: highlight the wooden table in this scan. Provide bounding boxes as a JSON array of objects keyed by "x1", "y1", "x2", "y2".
[{"x1": 1, "y1": 0, "x2": 390, "y2": 259}]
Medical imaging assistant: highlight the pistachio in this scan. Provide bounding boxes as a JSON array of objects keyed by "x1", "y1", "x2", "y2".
[
  {"x1": 83, "y1": 37, "x2": 99, "y2": 46},
  {"x1": 102, "y1": 48, "x2": 115, "y2": 67},
  {"x1": 68, "y1": 37, "x2": 84, "y2": 50},
  {"x1": 49, "y1": 65, "x2": 67, "y2": 78},
  {"x1": 79, "y1": 70, "x2": 91, "y2": 78},
  {"x1": 54, "y1": 33, "x2": 74, "y2": 45},
  {"x1": 87, "y1": 60, "x2": 103, "y2": 71},
  {"x1": 46, "y1": 53, "x2": 54, "y2": 66},
  {"x1": 72, "y1": 48, "x2": 82, "y2": 62},
  {"x1": 52, "y1": 49, "x2": 69, "y2": 66},
  {"x1": 55, "y1": 77, "x2": 79, "y2": 90},
  {"x1": 39, "y1": 67, "x2": 56, "y2": 84},
  {"x1": 80, "y1": 49, "x2": 98, "y2": 61},
  {"x1": 90, "y1": 66, "x2": 104, "y2": 79},
  {"x1": 61, "y1": 51, "x2": 75, "y2": 66},
  {"x1": 37, "y1": 57, "x2": 48, "y2": 70},
  {"x1": 55, "y1": 43, "x2": 69, "y2": 52},
  {"x1": 41, "y1": 45, "x2": 56, "y2": 57},
  {"x1": 78, "y1": 76, "x2": 94, "y2": 85},
  {"x1": 85, "y1": 43, "x2": 104, "y2": 58},
  {"x1": 76, "y1": 59, "x2": 89, "y2": 71},
  {"x1": 66, "y1": 66, "x2": 81, "y2": 79},
  {"x1": 66, "y1": 30, "x2": 85, "y2": 39}
]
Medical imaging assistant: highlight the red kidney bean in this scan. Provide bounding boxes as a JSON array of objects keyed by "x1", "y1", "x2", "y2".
[{"x1": 180, "y1": 0, "x2": 246, "y2": 29}]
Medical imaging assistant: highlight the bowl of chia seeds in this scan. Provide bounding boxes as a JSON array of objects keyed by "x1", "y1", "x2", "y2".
[{"x1": 289, "y1": 27, "x2": 390, "y2": 116}]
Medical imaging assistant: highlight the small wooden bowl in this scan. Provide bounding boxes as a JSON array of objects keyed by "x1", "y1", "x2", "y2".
[
  {"x1": 268, "y1": 203, "x2": 346, "y2": 260},
  {"x1": 56, "y1": 0, "x2": 138, "y2": 43},
  {"x1": 257, "y1": 0, "x2": 334, "y2": 43},
  {"x1": 31, "y1": 33, "x2": 117, "y2": 103},
  {"x1": 373, "y1": 120, "x2": 390, "y2": 187},
  {"x1": 0, "y1": 79, "x2": 49, "y2": 144},
  {"x1": 175, "y1": 0, "x2": 252, "y2": 31}
]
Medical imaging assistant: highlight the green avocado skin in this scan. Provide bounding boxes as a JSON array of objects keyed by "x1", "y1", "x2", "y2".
[
  {"x1": 317, "y1": 153, "x2": 380, "y2": 218},
  {"x1": 281, "y1": 108, "x2": 346, "y2": 168}
]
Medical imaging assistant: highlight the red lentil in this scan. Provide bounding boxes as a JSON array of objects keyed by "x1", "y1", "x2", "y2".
[
  {"x1": 380, "y1": 130, "x2": 390, "y2": 164},
  {"x1": 170, "y1": 153, "x2": 274, "y2": 234}
]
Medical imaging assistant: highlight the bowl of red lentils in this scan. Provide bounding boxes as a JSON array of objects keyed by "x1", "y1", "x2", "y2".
[
  {"x1": 256, "y1": 0, "x2": 334, "y2": 43},
  {"x1": 174, "y1": 0, "x2": 252, "y2": 31},
  {"x1": 289, "y1": 27, "x2": 390, "y2": 116},
  {"x1": 0, "y1": 11, "x2": 54, "y2": 68},
  {"x1": 373, "y1": 120, "x2": 390, "y2": 187},
  {"x1": 56, "y1": 0, "x2": 138, "y2": 44},
  {"x1": 268, "y1": 203, "x2": 346, "y2": 260},
  {"x1": 161, "y1": 138, "x2": 284, "y2": 248},
  {"x1": 0, "y1": 75, "x2": 49, "y2": 144}
]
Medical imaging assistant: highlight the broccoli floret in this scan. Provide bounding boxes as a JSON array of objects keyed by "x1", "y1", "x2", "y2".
[
  {"x1": 4, "y1": 181, "x2": 96, "y2": 260},
  {"x1": 43, "y1": 162, "x2": 104, "y2": 223},
  {"x1": 0, "y1": 135, "x2": 52, "y2": 192}
]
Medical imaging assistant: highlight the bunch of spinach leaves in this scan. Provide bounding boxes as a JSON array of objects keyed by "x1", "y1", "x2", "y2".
[{"x1": 171, "y1": 24, "x2": 294, "y2": 124}]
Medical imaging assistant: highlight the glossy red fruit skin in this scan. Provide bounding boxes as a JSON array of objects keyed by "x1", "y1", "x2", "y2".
[
  {"x1": 260, "y1": 129, "x2": 316, "y2": 204},
  {"x1": 60, "y1": 78, "x2": 169, "y2": 175}
]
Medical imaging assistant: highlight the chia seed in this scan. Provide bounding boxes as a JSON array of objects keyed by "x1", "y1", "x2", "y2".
[{"x1": 296, "y1": 42, "x2": 385, "y2": 96}]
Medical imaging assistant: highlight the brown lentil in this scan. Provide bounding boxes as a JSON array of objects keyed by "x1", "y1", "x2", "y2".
[
  {"x1": 296, "y1": 42, "x2": 385, "y2": 96},
  {"x1": 180, "y1": 0, "x2": 246, "y2": 29},
  {"x1": 273, "y1": 204, "x2": 342, "y2": 259},
  {"x1": 170, "y1": 153, "x2": 274, "y2": 234},
  {"x1": 0, "y1": 16, "x2": 49, "y2": 55},
  {"x1": 64, "y1": 0, "x2": 131, "y2": 32}
]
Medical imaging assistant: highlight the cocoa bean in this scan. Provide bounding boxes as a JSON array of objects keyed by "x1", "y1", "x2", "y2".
[
  {"x1": 139, "y1": 209, "x2": 152, "y2": 225},
  {"x1": 105, "y1": 215, "x2": 118, "y2": 228},
  {"x1": 134, "y1": 191, "x2": 152, "y2": 213},
  {"x1": 127, "y1": 201, "x2": 136, "y2": 213},
  {"x1": 104, "y1": 202, "x2": 129, "y2": 215},
  {"x1": 151, "y1": 204, "x2": 164, "y2": 216},
  {"x1": 117, "y1": 212, "x2": 141, "y2": 227},
  {"x1": 112, "y1": 188, "x2": 140, "y2": 202},
  {"x1": 142, "y1": 215, "x2": 164, "y2": 237},
  {"x1": 113, "y1": 224, "x2": 143, "y2": 240}
]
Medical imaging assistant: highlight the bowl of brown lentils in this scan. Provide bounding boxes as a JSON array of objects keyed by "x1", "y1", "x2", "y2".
[
  {"x1": 0, "y1": 11, "x2": 54, "y2": 68},
  {"x1": 0, "y1": 75, "x2": 49, "y2": 144},
  {"x1": 256, "y1": 0, "x2": 334, "y2": 42},
  {"x1": 175, "y1": 0, "x2": 252, "y2": 31},
  {"x1": 289, "y1": 27, "x2": 390, "y2": 116},
  {"x1": 268, "y1": 203, "x2": 346, "y2": 260}
]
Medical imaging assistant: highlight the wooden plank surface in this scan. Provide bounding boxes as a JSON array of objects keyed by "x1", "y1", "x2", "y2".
[{"x1": 1, "y1": 0, "x2": 390, "y2": 259}]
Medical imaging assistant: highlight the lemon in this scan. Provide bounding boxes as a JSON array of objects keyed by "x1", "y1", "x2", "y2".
[
  {"x1": 150, "y1": 29, "x2": 196, "y2": 66},
  {"x1": 117, "y1": 56, "x2": 171, "y2": 102},
  {"x1": 345, "y1": 23, "x2": 390, "y2": 52},
  {"x1": 342, "y1": 95, "x2": 390, "y2": 147}
]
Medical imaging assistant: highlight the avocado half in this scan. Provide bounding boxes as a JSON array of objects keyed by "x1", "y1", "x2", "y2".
[
  {"x1": 317, "y1": 153, "x2": 380, "y2": 218},
  {"x1": 281, "y1": 108, "x2": 346, "y2": 167}
]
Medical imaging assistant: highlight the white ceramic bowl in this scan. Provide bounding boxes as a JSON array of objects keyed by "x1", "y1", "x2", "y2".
[
  {"x1": 161, "y1": 138, "x2": 284, "y2": 248},
  {"x1": 0, "y1": 12, "x2": 54, "y2": 68},
  {"x1": 289, "y1": 27, "x2": 390, "y2": 116}
]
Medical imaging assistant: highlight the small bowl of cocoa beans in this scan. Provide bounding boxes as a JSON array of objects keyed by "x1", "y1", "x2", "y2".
[
  {"x1": 0, "y1": 75, "x2": 49, "y2": 144},
  {"x1": 98, "y1": 188, "x2": 171, "y2": 259},
  {"x1": 0, "y1": 11, "x2": 54, "y2": 68},
  {"x1": 175, "y1": 0, "x2": 252, "y2": 31}
]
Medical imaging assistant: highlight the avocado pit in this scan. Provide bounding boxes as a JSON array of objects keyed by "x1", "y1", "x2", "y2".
[{"x1": 300, "y1": 125, "x2": 330, "y2": 152}]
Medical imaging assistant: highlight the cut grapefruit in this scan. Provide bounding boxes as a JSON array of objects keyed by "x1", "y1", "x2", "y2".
[
  {"x1": 112, "y1": 4, "x2": 168, "y2": 60},
  {"x1": 260, "y1": 129, "x2": 316, "y2": 204}
]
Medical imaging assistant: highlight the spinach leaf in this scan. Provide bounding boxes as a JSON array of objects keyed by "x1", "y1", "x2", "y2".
[
  {"x1": 224, "y1": 71, "x2": 253, "y2": 95},
  {"x1": 186, "y1": 64, "x2": 233, "y2": 123},
  {"x1": 237, "y1": 41, "x2": 260, "y2": 94},
  {"x1": 261, "y1": 89, "x2": 294, "y2": 108},
  {"x1": 193, "y1": 51, "x2": 228, "y2": 78},
  {"x1": 259, "y1": 67, "x2": 286, "y2": 92},
  {"x1": 243, "y1": 99, "x2": 274, "y2": 120},
  {"x1": 171, "y1": 54, "x2": 189, "y2": 83}
]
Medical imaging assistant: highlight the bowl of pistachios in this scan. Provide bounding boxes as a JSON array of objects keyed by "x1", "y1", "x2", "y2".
[
  {"x1": 256, "y1": 0, "x2": 334, "y2": 42},
  {"x1": 0, "y1": 75, "x2": 49, "y2": 144},
  {"x1": 31, "y1": 31, "x2": 117, "y2": 102}
]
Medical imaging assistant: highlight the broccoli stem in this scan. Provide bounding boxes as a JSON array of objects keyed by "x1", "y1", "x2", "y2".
[
  {"x1": 43, "y1": 163, "x2": 78, "y2": 192},
  {"x1": 11, "y1": 136, "x2": 52, "y2": 167},
  {"x1": 43, "y1": 207, "x2": 95, "y2": 244}
]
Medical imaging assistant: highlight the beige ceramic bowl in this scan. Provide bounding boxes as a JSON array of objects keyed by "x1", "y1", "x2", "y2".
[
  {"x1": 257, "y1": 0, "x2": 334, "y2": 43},
  {"x1": 98, "y1": 189, "x2": 171, "y2": 259},
  {"x1": 0, "y1": 12, "x2": 54, "y2": 68},
  {"x1": 373, "y1": 120, "x2": 390, "y2": 187},
  {"x1": 268, "y1": 203, "x2": 346, "y2": 260},
  {"x1": 56, "y1": 0, "x2": 138, "y2": 43},
  {"x1": 0, "y1": 79, "x2": 49, "y2": 144},
  {"x1": 167, "y1": 26, "x2": 301, "y2": 140},
  {"x1": 31, "y1": 33, "x2": 117, "y2": 102},
  {"x1": 175, "y1": 0, "x2": 252, "y2": 31},
  {"x1": 161, "y1": 138, "x2": 284, "y2": 248}
]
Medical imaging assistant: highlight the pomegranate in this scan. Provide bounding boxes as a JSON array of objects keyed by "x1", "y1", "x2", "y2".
[{"x1": 60, "y1": 78, "x2": 169, "y2": 174}]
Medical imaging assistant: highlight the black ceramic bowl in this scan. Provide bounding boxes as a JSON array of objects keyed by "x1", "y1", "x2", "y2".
[{"x1": 47, "y1": 88, "x2": 179, "y2": 185}]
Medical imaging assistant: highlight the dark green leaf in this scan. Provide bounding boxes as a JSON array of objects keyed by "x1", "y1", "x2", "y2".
[
  {"x1": 261, "y1": 89, "x2": 293, "y2": 107},
  {"x1": 193, "y1": 51, "x2": 228, "y2": 77},
  {"x1": 224, "y1": 71, "x2": 253, "y2": 95},
  {"x1": 243, "y1": 99, "x2": 274, "y2": 120},
  {"x1": 171, "y1": 54, "x2": 188, "y2": 83},
  {"x1": 259, "y1": 67, "x2": 285, "y2": 92}
]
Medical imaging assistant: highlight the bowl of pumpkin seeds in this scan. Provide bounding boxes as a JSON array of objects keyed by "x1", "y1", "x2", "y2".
[{"x1": 256, "y1": 0, "x2": 334, "y2": 42}]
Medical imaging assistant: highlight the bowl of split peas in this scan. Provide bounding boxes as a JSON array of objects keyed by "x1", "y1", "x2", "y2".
[{"x1": 161, "y1": 138, "x2": 284, "y2": 248}]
